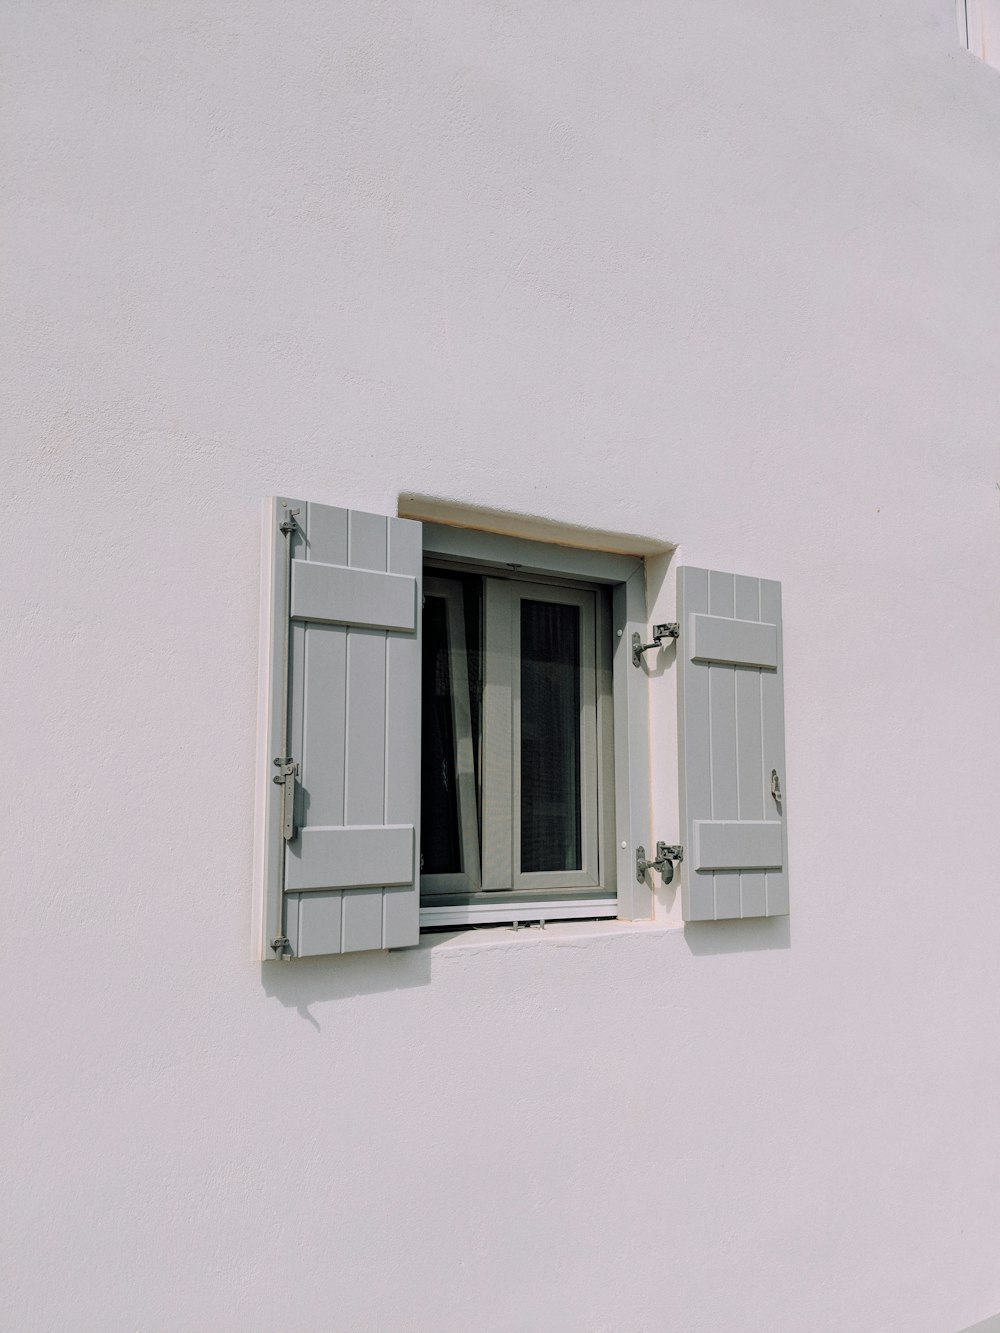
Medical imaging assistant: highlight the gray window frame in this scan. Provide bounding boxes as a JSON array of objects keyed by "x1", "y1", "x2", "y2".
[{"x1": 418, "y1": 523, "x2": 653, "y2": 929}]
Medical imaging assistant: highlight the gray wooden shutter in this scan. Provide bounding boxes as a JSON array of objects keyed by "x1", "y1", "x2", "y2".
[
  {"x1": 676, "y1": 566, "x2": 788, "y2": 921},
  {"x1": 259, "y1": 497, "x2": 421, "y2": 958}
]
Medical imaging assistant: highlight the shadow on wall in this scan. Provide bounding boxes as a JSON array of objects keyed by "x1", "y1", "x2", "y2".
[
  {"x1": 684, "y1": 915, "x2": 791, "y2": 956},
  {"x1": 258, "y1": 919, "x2": 790, "y2": 1031},
  {"x1": 259, "y1": 947, "x2": 432, "y2": 1030}
]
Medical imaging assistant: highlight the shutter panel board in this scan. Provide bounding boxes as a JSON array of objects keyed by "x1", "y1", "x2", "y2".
[
  {"x1": 677, "y1": 565, "x2": 788, "y2": 922},
  {"x1": 340, "y1": 509, "x2": 391, "y2": 954},
  {"x1": 676, "y1": 568, "x2": 713, "y2": 921},
  {"x1": 693, "y1": 821, "x2": 783, "y2": 870},
  {"x1": 287, "y1": 500, "x2": 348, "y2": 958},
  {"x1": 290, "y1": 560, "x2": 417, "y2": 631},
  {"x1": 260, "y1": 497, "x2": 422, "y2": 959},
  {"x1": 760, "y1": 577, "x2": 789, "y2": 916},
  {"x1": 733, "y1": 574, "x2": 766, "y2": 916},
  {"x1": 292, "y1": 891, "x2": 341, "y2": 957},
  {"x1": 286, "y1": 825, "x2": 414, "y2": 890},
  {"x1": 707, "y1": 572, "x2": 740, "y2": 920},
  {"x1": 689, "y1": 614, "x2": 777, "y2": 669}
]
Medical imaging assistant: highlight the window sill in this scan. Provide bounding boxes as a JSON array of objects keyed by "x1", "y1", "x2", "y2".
[
  {"x1": 419, "y1": 896, "x2": 617, "y2": 929},
  {"x1": 416, "y1": 917, "x2": 680, "y2": 953}
]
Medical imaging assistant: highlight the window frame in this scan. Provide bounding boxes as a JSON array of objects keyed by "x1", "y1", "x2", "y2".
[
  {"x1": 418, "y1": 522, "x2": 653, "y2": 930},
  {"x1": 421, "y1": 571, "x2": 610, "y2": 899}
]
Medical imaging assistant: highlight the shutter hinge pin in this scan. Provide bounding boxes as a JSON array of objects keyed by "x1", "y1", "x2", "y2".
[
  {"x1": 632, "y1": 623, "x2": 679, "y2": 667},
  {"x1": 636, "y1": 842, "x2": 684, "y2": 885},
  {"x1": 271, "y1": 935, "x2": 291, "y2": 961},
  {"x1": 279, "y1": 505, "x2": 300, "y2": 535}
]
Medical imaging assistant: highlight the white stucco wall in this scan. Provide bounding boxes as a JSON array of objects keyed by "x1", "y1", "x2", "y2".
[{"x1": 5, "y1": 2, "x2": 1000, "y2": 1329}]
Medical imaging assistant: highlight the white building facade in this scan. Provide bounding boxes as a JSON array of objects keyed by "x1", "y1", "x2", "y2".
[{"x1": 6, "y1": 2, "x2": 1000, "y2": 1329}]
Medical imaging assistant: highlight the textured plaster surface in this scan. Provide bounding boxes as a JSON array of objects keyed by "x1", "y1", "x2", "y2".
[{"x1": 4, "y1": 2, "x2": 1000, "y2": 1329}]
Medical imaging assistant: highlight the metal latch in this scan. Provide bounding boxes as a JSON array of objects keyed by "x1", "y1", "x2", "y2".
[
  {"x1": 636, "y1": 842, "x2": 684, "y2": 885},
  {"x1": 273, "y1": 756, "x2": 299, "y2": 841},
  {"x1": 632, "y1": 623, "x2": 679, "y2": 667}
]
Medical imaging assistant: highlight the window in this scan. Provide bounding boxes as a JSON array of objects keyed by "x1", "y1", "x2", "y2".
[
  {"x1": 419, "y1": 566, "x2": 616, "y2": 927},
  {"x1": 254, "y1": 497, "x2": 789, "y2": 962},
  {"x1": 414, "y1": 520, "x2": 649, "y2": 930}
]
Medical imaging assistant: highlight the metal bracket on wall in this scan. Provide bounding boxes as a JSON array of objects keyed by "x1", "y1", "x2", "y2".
[
  {"x1": 632, "y1": 623, "x2": 679, "y2": 667},
  {"x1": 636, "y1": 842, "x2": 684, "y2": 885}
]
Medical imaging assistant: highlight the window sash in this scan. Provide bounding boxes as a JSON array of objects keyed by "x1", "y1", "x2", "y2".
[
  {"x1": 478, "y1": 579, "x2": 602, "y2": 894},
  {"x1": 507, "y1": 580, "x2": 600, "y2": 891}
]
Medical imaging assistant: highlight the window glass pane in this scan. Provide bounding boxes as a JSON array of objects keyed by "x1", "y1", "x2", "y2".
[
  {"x1": 520, "y1": 599, "x2": 582, "y2": 872},
  {"x1": 420, "y1": 595, "x2": 461, "y2": 874},
  {"x1": 462, "y1": 577, "x2": 483, "y2": 825}
]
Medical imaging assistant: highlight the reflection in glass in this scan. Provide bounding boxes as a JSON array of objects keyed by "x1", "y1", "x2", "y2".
[{"x1": 520, "y1": 600, "x2": 582, "y2": 872}]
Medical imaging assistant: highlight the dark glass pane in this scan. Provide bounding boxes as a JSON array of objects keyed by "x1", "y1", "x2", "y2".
[
  {"x1": 520, "y1": 600, "x2": 582, "y2": 873},
  {"x1": 420, "y1": 596, "x2": 460, "y2": 874},
  {"x1": 463, "y1": 576, "x2": 482, "y2": 809}
]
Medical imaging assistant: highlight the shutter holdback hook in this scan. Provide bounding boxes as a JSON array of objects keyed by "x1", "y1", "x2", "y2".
[
  {"x1": 636, "y1": 842, "x2": 684, "y2": 885},
  {"x1": 632, "y1": 623, "x2": 679, "y2": 667}
]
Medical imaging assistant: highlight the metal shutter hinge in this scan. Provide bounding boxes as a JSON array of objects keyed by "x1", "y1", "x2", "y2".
[
  {"x1": 632, "y1": 623, "x2": 679, "y2": 667},
  {"x1": 636, "y1": 842, "x2": 684, "y2": 885},
  {"x1": 273, "y1": 757, "x2": 299, "y2": 840}
]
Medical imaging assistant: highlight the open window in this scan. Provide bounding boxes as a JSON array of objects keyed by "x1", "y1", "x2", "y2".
[
  {"x1": 254, "y1": 498, "x2": 789, "y2": 960},
  {"x1": 411, "y1": 519, "x2": 652, "y2": 930},
  {"x1": 419, "y1": 567, "x2": 616, "y2": 927}
]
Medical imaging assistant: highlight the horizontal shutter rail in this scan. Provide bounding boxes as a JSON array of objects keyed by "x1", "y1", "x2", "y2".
[
  {"x1": 688, "y1": 613, "x2": 777, "y2": 669},
  {"x1": 290, "y1": 559, "x2": 417, "y2": 631},
  {"x1": 693, "y1": 820, "x2": 783, "y2": 872},
  {"x1": 285, "y1": 824, "x2": 415, "y2": 892}
]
